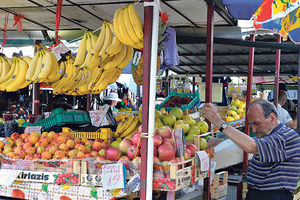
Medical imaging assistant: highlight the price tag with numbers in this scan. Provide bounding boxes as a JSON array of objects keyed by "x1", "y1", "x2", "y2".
[
  {"x1": 24, "y1": 126, "x2": 42, "y2": 134},
  {"x1": 102, "y1": 163, "x2": 126, "y2": 190},
  {"x1": 196, "y1": 151, "x2": 209, "y2": 172}
]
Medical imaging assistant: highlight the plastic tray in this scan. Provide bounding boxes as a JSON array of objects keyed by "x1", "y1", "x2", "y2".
[
  {"x1": 62, "y1": 127, "x2": 113, "y2": 142},
  {"x1": 70, "y1": 111, "x2": 91, "y2": 124},
  {"x1": 156, "y1": 91, "x2": 199, "y2": 111}
]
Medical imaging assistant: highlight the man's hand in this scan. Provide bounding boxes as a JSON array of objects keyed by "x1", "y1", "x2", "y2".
[{"x1": 202, "y1": 103, "x2": 224, "y2": 128}]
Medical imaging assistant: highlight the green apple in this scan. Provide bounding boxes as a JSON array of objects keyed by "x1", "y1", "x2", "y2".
[
  {"x1": 199, "y1": 138, "x2": 208, "y2": 150},
  {"x1": 155, "y1": 119, "x2": 164, "y2": 129},
  {"x1": 196, "y1": 121, "x2": 209, "y2": 134},
  {"x1": 183, "y1": 114, "x2": 196, "y2": 126},
  {"x1": 174, "y1": 120, "x2": 190, "y2": 134},
  {"x1": 155, "y1": 110, "x2": 163, "y2": 120},
  {"x1": 162, "y1": 114, "x2": 177, "y2": 127},
  {"x1": 185, "y1": 133, "x2": 195, "y2": 140},
  {"x1": 110, "y1": 141, "x2": 121, "y2": 149},
  {"x1": 188, "y1": 125, "x2": 200, "y2": 135},
  {"x1": 169, "y1": 108, "x2": 183, "y2": 120}
]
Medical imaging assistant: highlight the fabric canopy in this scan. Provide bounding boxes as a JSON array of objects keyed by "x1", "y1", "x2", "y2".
[{"x1": 221, "y1": 0, "x2": 263, "y2": 20}]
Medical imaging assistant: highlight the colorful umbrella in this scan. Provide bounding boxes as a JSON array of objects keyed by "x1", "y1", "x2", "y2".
[{"x1": 253, "y1": 0, "x2": 300, "y2": 42}]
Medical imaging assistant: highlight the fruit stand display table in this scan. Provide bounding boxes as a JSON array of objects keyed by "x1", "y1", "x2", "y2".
[{"x1": 0, "y1": 174, "x2": 140, "y2": 200}]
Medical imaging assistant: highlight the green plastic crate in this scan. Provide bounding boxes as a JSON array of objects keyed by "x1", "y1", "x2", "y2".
[
  {"x1": 71, "y1": 111, "x2": 91, "y2": 124},
  {"x1": 23, "y1": 110, "x2": 91, "y2": 130},
  {"x1": 156, "y1": 91, "x2": 199, "y2": 111}
]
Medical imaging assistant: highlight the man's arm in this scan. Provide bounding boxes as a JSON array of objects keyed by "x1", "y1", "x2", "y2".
[{"x1": 202, "y1": 103, "x2": 258, "y2": 154}]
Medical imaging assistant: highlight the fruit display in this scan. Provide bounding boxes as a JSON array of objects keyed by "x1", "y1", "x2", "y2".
[
  {"x1": 163, "y1": 96, "x2": 193, "y2": 108},
  {"x1": 225, "y1": 99, "x2": 246, "y2": 122},
  {"x1": 0, "y1": 54, "x2": 32, "y2": 92}
]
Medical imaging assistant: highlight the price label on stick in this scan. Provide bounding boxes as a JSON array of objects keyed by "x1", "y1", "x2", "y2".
[{"x1": 102, "y1": 163, "x2": 126, "y2": 190}]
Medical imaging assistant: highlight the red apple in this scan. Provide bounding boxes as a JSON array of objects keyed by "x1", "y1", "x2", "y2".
[
  {"x1": 100, "y1": 141, "x2": 110, "y2": 150},
  {"x1": 131, "y1": 132, "x2": 141, "y2": 147},
  {"x1": 92, "y1": 141, "x2": 102, "y2": 151},
  {"x1": 153, "y1": 147, "x2": 158, "y2": 157},
  {"x1": 186, "y1": 144, "x2": 198, "y2": 157},
  {"x1": 106, "y1": 147, "x2": 121, "y2": 161},
  {"x1": 162, "y1": 138, "x2": 175, "y2": 147},
  {"x1": 119, "y1": 138, "x2": 132, "y2": 153},
  {"x1": 118, "y1": 156, "x2": 131, "y2": 169},
  {"x1": 184, "y1": 148, "x2": 192, "y2": 160},
  {"x1": 154, "y1": 134, "x2": 163, "y2": 147},
  {"x1": 95, "y1": 138, "x2": 103, "y2": 142},
  {"x1": 158, "y1": 144, "x2": 175, "y2": 161},
  {"x1": 156, "y1": 126, "x2": 172, "y2": 138},
  {"x1": 127, "y1": 145, "x2": 139, "y2": 160}
]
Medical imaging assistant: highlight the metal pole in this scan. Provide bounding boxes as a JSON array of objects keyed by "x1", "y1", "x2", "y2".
[
  {"x1": 165, "y1": 69, "x2": 169, "y2": 97},
  {"x1": 137, "y1": 85, "x2": 141, "y2": 109},
  {"x1": 274, "y1": 35, "x2": 281, "y2": 108},
  {"x1": 193, "y1": 77, "x2": 196, "y2": 93},
  {"x1": 86, "y1": 94, "x2": 91, "y2": 111},
  {"x1": 32, "y1": 83, "x2": 40, "y2": 115},
  {"x1": 297, "y1": 51, "x2": 300, "y2": 134},
  {"x1": 241, "y1": 33, "x2": 255, "y2": 200},
  {"x1": 204, "y1": 1, "x2": 214, "y2": 200},
  {"x1": 141, "y1": 0, "x2": 153, "y2": 199}
]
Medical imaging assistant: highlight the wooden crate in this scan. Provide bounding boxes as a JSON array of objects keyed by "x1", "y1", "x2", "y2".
[
  {"x1": 211, "y1": 171, "x2": 228, "y2": 199},
  {"x1": 153, "y1": 159, "x2": 194, "y2": 191}
]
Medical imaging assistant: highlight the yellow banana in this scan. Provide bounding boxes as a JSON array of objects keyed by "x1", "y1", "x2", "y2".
[
  {"x1": 108, "y1": 67, "x2": 122, "y2": 84},
  {"x1": 98, "y1": 22, "x2": 113, "y2": 61},
  {"x1": 88, "y1": 66, "x2": 103, "y2": 91},
  {"x1": 113, "y1": 8, "x2": 128, "y2": 45},
  {"x1": 6, "y1": 58, "x2": 13, "y2": 67},
  {"x1": 127, "y1": 3, "x2": 144, "y2": 41},
  {"x1": 0, "y1": 58, "x2": 16, "y2": 85},
  {"x1": 118, "y1": 115, "x2": 134, "y2": 135},
  {"x1": 103, "y1": 44, "x2": 127, "y2": 71},
  {"x1": 6, "y1": 58, "x2": 28, "y2": 92},
  {"x1": 91, "y1": 22, "x2": 107, "y2": 56},
  {"x1": 134, "y1": 40, "x2": 143, "y2": 49},
  {"x1": 25, "y1": 52, "x2": 39, "y2": 81},
  {"x1": 88, "y1": 32, "x2": 98, "y2": 49},
  {"x1": 117, "y1": 46, "x2": 133, "y2": 70},
  {"x1": 0, "y1": 58, "x2": 11, "y2": 80},
  {"x1": 45, "y1": 53, "x2": 61, "y2": 84},
  {"x1": 38, "y1": 51, "x2": 55, "y2": 81},
  {"x1": 118, "y1": 8, "x2": 136, "y2": 47},
  {"x1": 31, "y1": 51, "x2": 45, "y2": 83},
  {"x1": 21, "y1": 56, "x2": 32, "y2": 66},
  {"x1": 123, "y1": 5, "x2": 140, "y2": 43},
  {"x1": 120, "y1": 117, "x2": 139, "y2": 137},
  {"x1": 0, "y1": 57, "x2": 19, "y2": 91},
  {"x1": 105, "y1": 22, "x2": 122, "y2": 56},
  {"x1": 74, "y1": 32, "x2": 88, "y2": 67}
]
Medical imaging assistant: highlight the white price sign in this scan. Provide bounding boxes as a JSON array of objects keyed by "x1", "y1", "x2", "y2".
[
  {"x1": 89, "y1": 106, "x2": 109, "y2": 127},
  {"x1": 102, "y1": 163, "x2": 126, "y2": 190},
  {"x1": 51, "y1": 43, "x2": 70, "y2": 60}
]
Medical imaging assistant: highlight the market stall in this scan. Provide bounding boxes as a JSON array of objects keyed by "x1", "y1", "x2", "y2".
[{"x1": 0, "y1": 0, "x2": 300, "y2": 200}]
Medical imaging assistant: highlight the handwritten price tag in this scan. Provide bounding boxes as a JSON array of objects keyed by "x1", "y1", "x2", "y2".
[
  {"x1": 102, "y1": 163, "x2": 126, "y2": 190},
  {"x1": 196, "y1": 151, "x2": 209, "y2": 172},
  {"x1": 51, "y1": 43, "x2": 70, "y2": 60},
  {"x1": 24, "y1": 126, "x2": 42, "y2": 134},
  {"x1": 89, "y1": 106, "x2": 109, "y2": 127}
]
